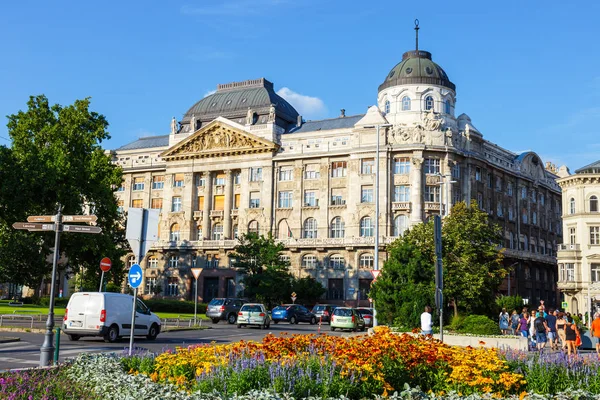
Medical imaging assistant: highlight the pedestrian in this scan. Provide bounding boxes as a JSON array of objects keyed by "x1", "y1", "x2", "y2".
[
  {"x1": 510, "y1": 310, "x2": 520, "y2": 336},
  {"x1": 420, "y1": 305, "x2": 432, "y2": 336},
  {"x1": 528, "y1": 311, "x2": 537, "y2": 350},
  {"x1": 565, "y1": 316, "x2": 580, "y2": 357},
  {"x1": 545, "y1": 308, "x2": 557, "y2": 350},
  {"x1": 556, "y1": 312, "x2": 567, "y2": 350},
  {"x1": 591, "y1": 312, "x2": 600, "y2": 358},
  {"x1": 519, "y1": 312, "x2": 529, "y2": 338},
  {"x1": 534, "y1": 311, "x2": 549, "y2": 351},
  {"x1": 499, "y1": 308, "x2": 510, "y2": 335}
]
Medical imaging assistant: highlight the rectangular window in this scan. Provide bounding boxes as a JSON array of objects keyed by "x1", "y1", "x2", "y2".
[
  {"x1": 540, "y1": 193, "x2": 545, "y2": 205},
  {"x1": 152, "y1": 175, "x2": 164, "y2": 190},
  {"x1": 394, "y1": 185, "x2": 410, "y2": 202},
  {"x1": 151, "y1": 198, "x2": 162, "y2": 209},
  {"x1": 171, "y1": 196, "x2": 182, "y2": 212},
  {"x1": 214, "y1": 195, "x2": 224, "y2": 210},
  {"x1": 213, "y1": 173, "x2": 225, "y2": 186},
  {"x1": 393, "y1": 157, "x2": 411, "y2": 174},
  {"x1": 148, "y1": 258, "x2": 158, "y2": 268},
  {"x1": 249, "y1": 167, "x2": 263, "y2": 182},
  {"x1": 196, "y1": 175, "x2": 206, "y2": 187},
  {"x1": 507, "y1": 182, "x2": 513, "y2": 196},
  {"x1": 487, "y1": 173, "x2": 493, "y2": 189},
  {"x1": 166, "y1": 277, "x2": 179, "y2": 296},
  {"x1": 131, "y1": 199, "x2": 143, "y2": 208},
  {"x1": 304, "y1": 164, "x2": 320, "y2": 180},
  {"x1": 569, "y1": 227, "x2": 576, "y2": 245},
  {"x1": 278, "y1": 191, "x2": 293, "y2": 208},
  {"x1": 361, "y1": 185, "x2": 373, "y2": 203},
  {"x1": 249, "y1": 192, "x2": 260, "y2": 208},
  {"x1": 522, "y1": 209, "x2": 528, "y2": 224},
  {"x1": 145, "y1": 278, "x2": 157, "y2": 294},
  {"x1": 508, "y1": 207, "x2": 514, "y2": 221},
  {"x1": 531, "y1": 189, "x2": 537, "y2": 203},
  {"x1": 233, "y1": 171, "x2": 241, "y2": 185},
  {"x1": 168, "y1": 256, "x2": 178, "y2": 268},
  {"x1": 331, "y1": 161, "x2": 347, "y2": 178},
  {"x1": 132, "y1": 177, "x2": 144, "y2": 191},
  {"x1": 475, "y1": 167, "x2": 481, "y2": 181},
  {"x1": 425, "y1": 186, "x2": 440, "y2": 203},
  {"x1": 495, "y1": 177, "x2": 502, "y2": 192},
  {"x1": 566, "y1": 263, "x2": 575, "y2": 281},
  {"x1": 521, "y1": 187, "x2": 527, "y2": 199},
  {"x1": 477, "y1": 192, "x2": 483, "y2": 209},
  {"x1": 361, "y1": 158, "x2": 374, "y2": 175},
  {"x1": 424, "y1": 158, "x2": 440, "y2": 174},
  {"x1": 173, "y1": 173, "x2": 184, "y2": 187},
  {"x1": 279, "y1": 167, "x2": 293, "y2": 181},
  {"x1": 592, "y1": 264, "x2": 600, "y2": 283},
  {"x1": 328, "y1": 279, "x2": 344, "y2": 300},
  {"x1": 304, "y1": 191, "x2": 318, "y2": 207},
  {"x1": 198, "y1": 196, "x2": 205, "y2": 210},
  {"x1": 234, "y1": 194, "x2": 240, "y2": 209},
  {"x1": 117, "y1": 200, "x2": 124, "y2": 214},
  {"x1": 591, "y1": 226, "x2": 600, "y2": 245},
  {"x1": 358, "y1": 279, "x2": 372, "y2": 302},
  {"x1": 117, "y1": 183, "x2": 125, "y2": 192},
  {"x1": 302, "y1": 255, "x2": 317, "y2": 269},
  {"x1": 331, "y1": 189, "x2": 345, "y2": 206},
  {"x1": 451, "y1": 163, "x2": 460, "y2": 180}
]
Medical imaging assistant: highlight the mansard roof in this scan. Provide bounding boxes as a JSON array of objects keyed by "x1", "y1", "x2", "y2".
[
  {"x1": 116, "y1": 135, "x2": 169, "y2": 151},
  {"x1": 287, "y1": 114, "x2": 364, "y2": 134}
]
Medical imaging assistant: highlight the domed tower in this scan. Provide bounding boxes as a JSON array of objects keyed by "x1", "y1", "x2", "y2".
[{"x1": 377, "y1": 21, "x2": 457, "y2": 131}]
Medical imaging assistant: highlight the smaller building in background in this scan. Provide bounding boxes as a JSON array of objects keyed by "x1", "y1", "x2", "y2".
[{"x1": 556, "y1": 160, "x2": 600, "y2": 315}]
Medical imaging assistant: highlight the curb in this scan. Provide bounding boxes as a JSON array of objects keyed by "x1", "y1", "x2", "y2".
[
  {"x1": 0, "y1": 336, "x2": 21, "y2": 343},
  {"x1": 0, "y1": 327, "x2": 46, "y2": 334}
]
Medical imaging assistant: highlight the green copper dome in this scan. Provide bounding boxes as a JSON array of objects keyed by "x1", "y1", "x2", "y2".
[{"x1": 378, "y1": 50, "x2": 455, "y2": 92}]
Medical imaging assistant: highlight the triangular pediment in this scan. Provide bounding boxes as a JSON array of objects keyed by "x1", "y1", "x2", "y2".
[
  {"x1": 160, "y1": 118, "x2": 278, "y2": 160},
  {"x1": 587, "y1": 254, "x2": 600, "y2": 260}
]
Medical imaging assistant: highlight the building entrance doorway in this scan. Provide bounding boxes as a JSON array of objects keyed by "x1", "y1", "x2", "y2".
[{"x1": 203, "y1": 278, "x2": 219, "y2": 303}]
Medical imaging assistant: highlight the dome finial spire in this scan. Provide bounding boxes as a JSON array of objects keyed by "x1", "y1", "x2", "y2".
[{"x1": 414, "y1": 19, "x2": 420, "y2": 52}]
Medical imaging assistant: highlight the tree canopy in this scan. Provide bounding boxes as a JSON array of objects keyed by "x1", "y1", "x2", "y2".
[{"x1": 0, "y1": 95, "x2": 128, "y2": 290}]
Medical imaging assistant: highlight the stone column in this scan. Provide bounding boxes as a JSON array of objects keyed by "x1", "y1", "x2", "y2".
[
  {"x1": 410, "y1": 155, "x2": 424, "y2": 225},
  {"x1": 202, "y1": 171, "x2": 212, "y2": 239},
  {"x1": 223, "y1": 170, "x2": 233, "y2": 239}
]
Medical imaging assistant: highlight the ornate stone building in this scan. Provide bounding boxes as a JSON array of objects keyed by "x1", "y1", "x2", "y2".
[
  {"x1": 556, "y1": 160, "x2": 600, "y2": 315},
  {"x1": 111, "y1": 43, "x2": 563, "y2": 306}
]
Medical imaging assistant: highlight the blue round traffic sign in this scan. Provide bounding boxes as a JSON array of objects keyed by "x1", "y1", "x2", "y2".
[{"x1": 128, "y1": 263, "x2": 143, "y2": 289}]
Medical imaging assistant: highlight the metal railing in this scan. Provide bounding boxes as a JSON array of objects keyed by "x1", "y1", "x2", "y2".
[
  {"x1": 0, "y1": 314, "x2": 34, "y2": 328},
  {"x1": 161, "y1": 315, "x2": 203, "y2": 330}
]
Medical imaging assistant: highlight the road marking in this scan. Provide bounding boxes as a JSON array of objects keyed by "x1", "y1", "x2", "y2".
[{"x1": 0, "y1": 357, "x2": 39, "y2": 365}]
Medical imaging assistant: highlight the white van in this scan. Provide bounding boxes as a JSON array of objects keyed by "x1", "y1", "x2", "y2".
[{"x1": 62, "y1": 292, "x2": 161, "y2": 342}]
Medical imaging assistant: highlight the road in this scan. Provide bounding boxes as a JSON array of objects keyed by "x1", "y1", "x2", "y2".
[{"x1": 0, "y1": 321, "x2": 360, "y2": 371}]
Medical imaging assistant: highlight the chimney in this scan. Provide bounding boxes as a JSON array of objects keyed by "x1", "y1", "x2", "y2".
[
  {"x1": 340, "y1": 109, "x2": 346, "y2": 118},
  {"x1": 297, "y1": 115, "x2": 303, "y2": 127}
]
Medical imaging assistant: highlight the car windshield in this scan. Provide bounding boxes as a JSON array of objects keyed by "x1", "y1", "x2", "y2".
[
  {"x1": 241, "y1": 305, "x2": 262, "y2": 312},
  {"x1": 209, "y1": 299, "x2": 225, "y2": 306},
  {"x1": 357, "y1": 309, "x2": 372, "y2": 316},
  {"x1": 272, "y1": 306, "x2": 288, "y2": 311},
  {"x1": 313, "y1": 306, "x2": 328, "y2": 312},
  {"x1": 334, "y1": 308, "x2": 353, "y2": 317}
]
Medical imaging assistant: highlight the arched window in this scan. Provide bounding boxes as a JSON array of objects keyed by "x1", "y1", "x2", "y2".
[
  {"x1": 330, "y1": 217, "x2": 345, "y2": 238},
  {"x1": 278, "y1": 219, "x2": 291, "y2": 239},
  {"x1": 384, "y1": 100, "x2": 390, "y2": 114},
  {"x1": 425, "y1": 96, "x2": 434, "y2": 111},
  {"x1": 570, "y1": 198, "x2": 576, "y2": 214},
  {"x1": 590, "y1": 195, "x2": 598, "y2": 212},
  {"x1": 212, "y1": 223, "x2": 223, "y2": 240},
  {"x1": 402, "y1": 96, "x2": 411, "y2": 111},
  {"x1": 170, "y1": 223, "x2": 180, "y2": 242},
  {"x1": 360, "y1": 216, "x2": 373, "y2": 237},
  {"x1": 329, "y1": 254, "x2": 345, "y2": 269},
  {"x1": 303, "y1": 218, "x2": 317, "y2": 238},
  {"x1": 302, "y1": 254, "x2": 317, "y2": 269},
  {"x1": 444, "y1": 99, "x2": 452, "y2": 114},
  {"x1": 248, "y1": 220, "x2": 259, "y2": 235},
  {"x1": 393, "y1": 215, "x2": 409, "y2": 236},
  {"x1": 359, "y1": 253, "x2": 373, "y2": 269}
]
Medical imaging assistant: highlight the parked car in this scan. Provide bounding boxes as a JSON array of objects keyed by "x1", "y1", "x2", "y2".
[
  {"x1": 63, "y1": 292, "x2": 161, "y2": 342},
  {"x1": 206, "y1": 298, "x2": 246, "y2": 324},
  {"x1": 311, "y1": 304, "x2": 338, "y2": 323},
  {"x1": 330, "y1": 307, "x2": 365, "y2": 332},
  {"x1": 271, "y1": 304, "x2": 317, "y2": 324},
  {"x1": 237, "y1": 303, "x2": 271, "y2": 329},
  {"x1": 355, "y1": 307, "x2": 374, "y2": 327}
]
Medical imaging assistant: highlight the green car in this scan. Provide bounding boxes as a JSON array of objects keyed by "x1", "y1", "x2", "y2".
[
  {"x1": 330, "y1": 307, "x2": 366, "y2": 332},
  {"x1": 237, "y1": 303, "x2": 271, "y2": 329}
]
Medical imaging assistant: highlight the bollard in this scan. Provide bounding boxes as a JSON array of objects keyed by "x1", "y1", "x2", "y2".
[{"x1": 53, "y1": 327, "x2": 61, "y2": 365}]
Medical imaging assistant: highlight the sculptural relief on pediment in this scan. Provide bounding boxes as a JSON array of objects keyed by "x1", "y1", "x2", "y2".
[{"x1": 388, "y1": 111, "x2": 463, "y2": 149}]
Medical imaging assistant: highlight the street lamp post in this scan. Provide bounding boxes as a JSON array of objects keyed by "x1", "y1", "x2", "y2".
[
  {"x1": 364, "y1": 123, "x2": 392, "y2": 327},
  {"x1": 435, "y1": 174, "x2": 457, "y2": 217}
]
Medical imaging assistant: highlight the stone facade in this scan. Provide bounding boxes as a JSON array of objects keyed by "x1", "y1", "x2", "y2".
[
  {"x1": 111, "y1": 50, "x2": 563, "y2": 307},
  {"x1": 556, "y1": 161, "x2": 600, "y2": 315}
]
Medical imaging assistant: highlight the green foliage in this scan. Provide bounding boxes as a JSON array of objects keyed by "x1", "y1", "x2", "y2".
[
  {"x1": 105, "y1": 282, "x2": 121, "y2": 293},
  {"x1": 495, "y1": 295, "x2": 523, "y2": 314},
  {"x1": 458, "y1": 315, "x2": 501, "y2": 335},
  {"x1": 36, "y1": 296, "x2": 69, "y2": 308},
  {"x1": 291, "y1": 276, "x2": 326, "y2": 305},
  {"x1": 0, "y1": 95, "x2": 128, "y2": 288},
  {"x1": 448, "y1": 313, "x2": 466, "y2": 332},
  {"x1": 142, "y1": 299, "x2": 207, "y2": 314}
]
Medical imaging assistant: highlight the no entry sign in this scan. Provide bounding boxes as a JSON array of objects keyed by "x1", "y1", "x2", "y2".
[{"x1": 100, "y1": 257, "x2": 112, "y2": 272}]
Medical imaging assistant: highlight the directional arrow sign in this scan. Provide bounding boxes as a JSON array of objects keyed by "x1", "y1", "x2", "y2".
[
  {"x1": 13, "y1": 222, "x2": 55, "y2": 231},
  {"x1": 27, "y1": 216, "x2": 55, "y2": 223},
  {"x1": 128, "y1": 264, "x2": 143, "y2": 288},
  {"x1": 62, "y1": 225, "x2": 102, "y2": 234},
  {"x1": 62, "y1": 215, "x2": 98, "y2": 223}
]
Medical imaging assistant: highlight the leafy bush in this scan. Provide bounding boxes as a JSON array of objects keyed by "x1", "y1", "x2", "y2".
[
  {"x1": 142, "y1": 299, "x2": 207, "y2": 314},
  {"x1": 448, "y1": 313, "x2": 466, "y2": 332},
  {"x1": 36, "y1": 296, "x2": 69, "y2": 308},
  {"x1": 495, "y1": 295, "x2": 523, "y2": 315},
  {"x1": 458, "y1": 314, "x2": 501, "y2": 335}
]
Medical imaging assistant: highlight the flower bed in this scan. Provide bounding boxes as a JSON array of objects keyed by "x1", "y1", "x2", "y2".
[{"x1": 0, "y1": 366, "x2": 97, "y2": 399}]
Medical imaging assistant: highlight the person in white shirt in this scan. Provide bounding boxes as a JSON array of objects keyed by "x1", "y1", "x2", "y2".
[{"x1": 421, "y1": 306, "x2": 433, "y2": 335}]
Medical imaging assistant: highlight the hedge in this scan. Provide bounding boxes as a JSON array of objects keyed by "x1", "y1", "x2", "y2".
[{"x1": 142, "y1": 299, "x2": 208, "y2": 314}]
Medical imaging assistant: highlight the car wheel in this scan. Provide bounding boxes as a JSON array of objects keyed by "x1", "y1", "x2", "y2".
[
  {"x1": 310, "y1": 316, "x2": 317, "y2": 325},
  {"x1": 353, "y1": 327, "x2": 358, "y2": 332},
  {"x1": 260, "y1": 322, "x2": 265, "y2": 330},
  {"x1": 237, "y1": 324, "x2": 242, "y2": 329},
  {"x1": 290, "y1": 316, "x2": 297, "y2": 324},
  {"x1": 146, "y1": 323, "x2": 159, "y2": 340},
  {"x1": 68, "y1": 334, "x2": 80, "y2": 341},
  {"x1": 211, "y1": 318, "x2": 220, "y2": 324},
  {"x1": 330, "y1": 326, "x2": 336, "y2": 331},
  {"x1": 227, "y1": 314, "x2": 237, "y2": 324},
  {"x1": 103, "y1": 325, "x2": 119, "y2": 343},
  {"x1": 361, "y1": 326, "x2": 366, "y2": 332},
  {"x1": 266, "y1": 323, "x2": 270, "y2": 329},
  {"x1": 273, "y1": 320, "x2": 278, "y2": 324}
]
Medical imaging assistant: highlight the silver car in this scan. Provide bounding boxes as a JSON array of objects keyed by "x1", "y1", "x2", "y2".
[{"x1": 237, "y1": 303, "x2": 271, "y2": 329}]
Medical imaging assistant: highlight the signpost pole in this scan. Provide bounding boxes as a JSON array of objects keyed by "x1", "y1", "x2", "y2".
[
  {"x1": 40, "y1": 204, "x2": 62, "y2": 367},
  {"x1": 194, "y1": 277, "x2": 198, "y2": 326},
  {"x1": 129, "y1": 287, "x2": 137, "y2": 356},
  {"x1": 434, "y1": 215, "x2": 443, "y2": 342},
  {"x1": 99, "y1": 271, "x2": 104, "y2": 292},
  {"x1": 127, "y1": 263, "x2": 142, "y2": 356}
]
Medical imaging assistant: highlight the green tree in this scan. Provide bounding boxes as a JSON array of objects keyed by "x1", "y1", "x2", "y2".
[
  {"x1": 0, "y1": 95, "x2": 128, "y2": 290},
  {"x1": 230, "y1": 233, "x2": 292, "y2": 308},
  {"x1": 291, "y1": 276, "x2": 326, "y2": 306}
]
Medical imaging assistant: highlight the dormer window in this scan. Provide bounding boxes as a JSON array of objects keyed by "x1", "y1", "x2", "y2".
[
  {"x1": 402, "y1": 96, "x2": 411, "y2": 111},
  {"x1": 384, "y1": 100, "x2": 390, "y2": 114},
  {"x1": 425, "y1": 96, "x2": 434, "y2": 111}
]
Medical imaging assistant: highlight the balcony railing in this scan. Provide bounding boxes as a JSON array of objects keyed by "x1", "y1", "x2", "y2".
[
  {"x1": 193, "y1": 211, "x2": 203, "y2": 220},
  {"x1": 210, "y1": 210, "x2": 224, "y2": 218},
  {"x1": 503, "y1": 248, "x2": 556, "y2": 265},
  {"x1": 392, "y1": 202, "x2": 411, "y2": 211},
  {"x1": 231, "y1": 209, "x2": 239, "y2": 217},
  {"x1": 424, "y1": 202, "x2": 440, "y2": 210}
]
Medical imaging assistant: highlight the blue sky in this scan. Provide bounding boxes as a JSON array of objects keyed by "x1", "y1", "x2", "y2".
[{"x1": 1, "y1": 1, "x2": 599, "y2": 170}]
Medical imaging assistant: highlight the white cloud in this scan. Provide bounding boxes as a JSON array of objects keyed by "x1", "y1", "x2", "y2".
[
  {"x1": 276, "y1": 87, "x2": 327, "y2": 119},
  {"x1": 203, "y1": 90, "x2": 216, "y2": 98}
]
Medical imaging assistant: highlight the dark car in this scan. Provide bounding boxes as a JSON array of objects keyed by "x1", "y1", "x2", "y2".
[
  {"x1": 271, "y1": 304, "x2": 317, "y2": 324},
  {"x1": 311, "y1": 304, "x2": 338, "y2": 323},
  {"x1": 206, "y1": 298, "x2": 246, "y2": 324},
  {"x1": 355, "y1": 307, "x2": 374, "y2": 327}
]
